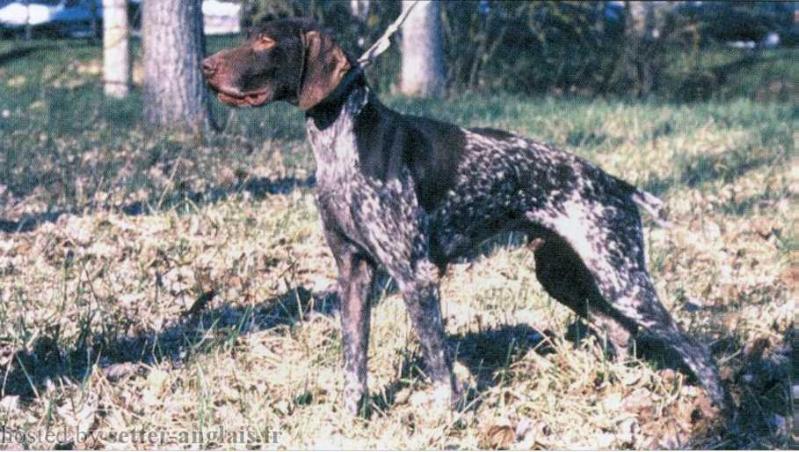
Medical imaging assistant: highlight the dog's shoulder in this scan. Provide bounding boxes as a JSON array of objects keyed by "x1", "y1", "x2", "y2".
[{"x1": 351, "y1": 103, "x2": 467, "y2": 210}]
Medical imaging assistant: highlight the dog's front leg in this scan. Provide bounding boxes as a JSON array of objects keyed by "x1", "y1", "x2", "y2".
[
  {"x1": 363, "y1": 184, "x2": 458, "y2": 409},
  {"x1": 339, "y1": 255, "x2": 375, "y2": 416},
  {"x1": 325, "y1": 229, "x2": 376, "y2": 416}
]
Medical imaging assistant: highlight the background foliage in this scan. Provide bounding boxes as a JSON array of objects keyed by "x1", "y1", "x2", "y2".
[
  {"x1": 241, "y1": 0, "x2": 797, "y2": 101},
  {"x1": 0, "y1": 1, "x2": 795, "y2": 449}
]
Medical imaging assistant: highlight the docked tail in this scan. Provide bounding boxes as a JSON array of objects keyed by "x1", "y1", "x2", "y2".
[
  {"x1": 630, "y1": 188, "x2": 672, "y2": 228},
  {"x1": 613, "y1": 176, "x2": 672, "y2": 228}
]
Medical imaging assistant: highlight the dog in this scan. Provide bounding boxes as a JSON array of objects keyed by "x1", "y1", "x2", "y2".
[{"x1": 202, "y1": 18, "x2": 728, "y2": 415}]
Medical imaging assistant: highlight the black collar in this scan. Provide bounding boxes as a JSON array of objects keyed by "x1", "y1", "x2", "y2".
[{"x1": 304, "y1": 67, "x2": 366, "y2": 129}]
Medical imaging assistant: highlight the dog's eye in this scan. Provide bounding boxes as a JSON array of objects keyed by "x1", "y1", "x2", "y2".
[{"x1": 253, "y1": 35, "x2": 276, "y2": 51}]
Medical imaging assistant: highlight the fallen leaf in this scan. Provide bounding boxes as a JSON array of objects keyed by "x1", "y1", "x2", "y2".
[
  {"x1": 56, "y1": 394, "x2": 98, "y2": 435},
  {"x1": 393, "y1": 387, "x2": 411, "y2": 406},
  {"x1": 0, "y1": 395, "x2": 19, "y2": 412},
  {"x1": 103, "y1": 362, "x2": 141, "y2": 382},
  {"x1": 479, "y1": 420, "x2": 515, "y2": 450}
]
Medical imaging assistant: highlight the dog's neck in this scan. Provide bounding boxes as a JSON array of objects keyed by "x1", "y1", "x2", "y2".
[
  {"x1": 304, "y1": 71, "x2": 373, "y2": 177},
  {"x1": 304, "y1": 69, "x2": 369, "y2": 129}
]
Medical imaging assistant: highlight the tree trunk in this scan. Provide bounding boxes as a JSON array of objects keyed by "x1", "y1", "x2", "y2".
[
  {"x1": 349, "y1": 0, "x2": 370, "y2": 48},
  {"x1": 400, "y1": 0, "x2": 445, "y2": 97},
  {"x1": 350, "y1": 0, "x2": 370, "y2": 22},
  {"x1": 142, "y1": 0, "x2": 211, "y2": 131},
  {"x1": 626, "y1": 1, "x2": 649, "y2": 39},
  {"x1": 624, "y1": 1, "x2": 678, "y2": 96},
  {"x1": 23, "y1": 0, "x2": 31, "y2": 41},
  {"x1": 102, "y1": 0, "x2": 130, "y2": 98},
  {"x1": 89, "y1": 0, "x2": 100, "y2": 42}
]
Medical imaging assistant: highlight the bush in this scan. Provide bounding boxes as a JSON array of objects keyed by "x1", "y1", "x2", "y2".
[{"x1": 238, "y1": 0, "x2": 796, "y2": 101}]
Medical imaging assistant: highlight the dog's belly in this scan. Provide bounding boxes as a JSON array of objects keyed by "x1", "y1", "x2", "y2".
[
  {"x1": 426, "y1": 147, "x2": 556, "y2": 261},
  {"x1": 427, "y1": 184, "x2": 534, "y2": 263},
  {"x1": 425, "y1": 132, "x2": 602, "y2": 262}
]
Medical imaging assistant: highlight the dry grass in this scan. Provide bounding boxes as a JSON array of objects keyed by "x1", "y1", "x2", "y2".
[{"x1": 0, "y1": 41, "x2": 795, "y2": 450}]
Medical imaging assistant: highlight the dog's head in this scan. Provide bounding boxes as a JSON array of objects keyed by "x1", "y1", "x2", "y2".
[{"x1": 202, "y1": 18, "x2": 352, "y2": 110}]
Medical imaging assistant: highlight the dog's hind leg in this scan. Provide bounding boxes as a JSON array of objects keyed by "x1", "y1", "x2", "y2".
[
  {"x1": 532, "y1": 235, "x2": 633, "y2": 359},
  {"x1": 533, "y1": 205, "x2": 729, "y2": 411},
  {"x1": 384, "y1": 255, "x2": 457, "y2": 407},
  {"x1": 606, "y1": 268, "x2": 729, "y2": 411},
  {"x1": 611, "y1": 269, "x2": 729, "y2": 412}
]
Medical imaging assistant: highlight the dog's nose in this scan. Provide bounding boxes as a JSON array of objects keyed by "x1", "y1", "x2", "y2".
[{"x1": 202, "y1": 58, "x2": 217, "y2": 76}]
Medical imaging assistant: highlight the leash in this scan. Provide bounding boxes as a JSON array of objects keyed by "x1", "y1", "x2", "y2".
[
  {"x1": 355, "y1": 0, "x2": 419, "y2": 68},
  {"x1": 306, "y1": 1, "x2": 420, "y2": 110}
]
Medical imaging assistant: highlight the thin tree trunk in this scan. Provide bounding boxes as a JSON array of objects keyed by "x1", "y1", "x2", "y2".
[
  {"x1": 103, "y1": 0, "x2": 130, "y2": 98},
  {"x1": 23, "y1": 0, "x2": 31, "y2": 41},
  {"x1": 349, "y1": 0, "x2": 370, "y2": 48},
  {"x1": 142, "y1": 0, "x2": 211, "y2": 132},
  {"x1": 89, "y1": 0, "x2": 100, "y2": 42},
  {"x1": 350, "y1": 0, "x2": 370, "y2": 22},
  {"x1": 400, "y1": 0, "x2": 445, "y2": 97},
  {"x1": 624, "y1": 1, "x2": 673, "y2": 96}
]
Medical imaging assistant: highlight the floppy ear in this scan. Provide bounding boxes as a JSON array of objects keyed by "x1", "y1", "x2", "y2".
[{"x1": 298, "y1": 30, "x2": 352, "y2": 110}]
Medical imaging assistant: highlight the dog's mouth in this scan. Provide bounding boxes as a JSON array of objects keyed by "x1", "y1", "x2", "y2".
[{"x1": 212, "y1": 86, "x2": 271, "y2": 107}]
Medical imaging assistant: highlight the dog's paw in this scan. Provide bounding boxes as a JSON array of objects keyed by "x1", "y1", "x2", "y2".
[
  {"x1": 406, "y1": 385, "x2": 452, "y2": 422},
  {"x1": 453, "y1": 361, "x2": 476, "y2": 391},
  {"x1": 407, "y1": 381, "x2": 464, "y2": 417},
  {"x1": 343, "y1": 390, "x2": 370, "y2": 417}
]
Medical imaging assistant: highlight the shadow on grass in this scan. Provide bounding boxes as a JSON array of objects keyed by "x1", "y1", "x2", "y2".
[
  {"x1": 453, "y1": 324, "x2": 553, "y2": 389},
  {"x1": 0, "y1": 285, "x2": 336, "y2": 399},
  {"x1": 716, "y1": 189, "x2": 796, "y2": 219},
  {"x1": 2, "y1": 278, "x2": 789, "y2": 446},
  {"x1": 710, "y1": 329, "x2": 792, "y2": 448},
  {"x1": 1, "y1": 280, "x2": 553, "y2": 404},
  {"x1": 369, "y1": 323, "x2": 555, "y2": 414},
  {"x1": 0, "y1": 174, "x2": 315, "y2": 234},
  {"x1": 0, "y1": 45, "x2": 56, "y2": 67},
  {"x1": 641, "y1": 145, "x2": 788, "y2": 198}
]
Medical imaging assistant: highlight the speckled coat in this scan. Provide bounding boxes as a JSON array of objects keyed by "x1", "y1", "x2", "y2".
[
  {"x1": 304, "y1": 81, "x2": 726, "y2": 415},
  {"x1": 202, "y1": 18, "x2": 728, "y2": 416}
]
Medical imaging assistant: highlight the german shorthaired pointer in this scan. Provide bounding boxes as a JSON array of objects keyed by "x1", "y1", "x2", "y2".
[{"x1": 202, "y1": 18, "x2": 728, "y2": 415}]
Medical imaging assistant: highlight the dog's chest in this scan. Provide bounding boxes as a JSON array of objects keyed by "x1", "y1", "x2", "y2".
[
  {"x1": 306, "y1": 90, "x2": 424, "y2": 257},
  {"x1": 308, "y1": 122, "x2": 364, "y2": 237},
  {"x1": 305, "y1": 89, "x2": 382, "y2": 243}
]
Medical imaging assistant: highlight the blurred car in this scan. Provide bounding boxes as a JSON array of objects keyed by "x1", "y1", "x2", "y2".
[
  {"x1": 0, "y1": 0, "x2": 101, "y2": 38},
  {"x1": 675, "y1": 1, "x2": 797, "y2": 48},
  {"x1": 203, "y1": 0, "x2": 240, "y2": 35},
  {"x1": 1, "y1": 0, "x2": 238, "y2": 38}
]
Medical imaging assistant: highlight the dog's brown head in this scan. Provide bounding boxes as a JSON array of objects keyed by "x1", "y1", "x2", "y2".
[{"x1": 202, "y1": 18, "x2": 352, "y2": 110}]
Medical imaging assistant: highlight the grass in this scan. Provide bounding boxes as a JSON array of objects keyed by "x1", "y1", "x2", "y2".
[{"x1": 0, "y1": 37, "x2": 796, "y2": 449}]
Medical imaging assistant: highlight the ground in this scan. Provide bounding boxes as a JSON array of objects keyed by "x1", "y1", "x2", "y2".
[{"x1": 0, "y1": 40, "x2": 795, "y2": 449}]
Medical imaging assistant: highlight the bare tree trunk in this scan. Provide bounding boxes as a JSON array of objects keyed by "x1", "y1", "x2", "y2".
[
  {"x1": 142, "y1": 0, "x2": 211, "y2": 131},
  {"x1": 627, "y1": 1, "x2": 649, "y2": 39},
  {"x1": 349, "y1": 0, "x2": 370, "y2": 22},
  {"x1": 349, "y1": 0, "x2": 370, "y2": 48},
  {"x1": 102, "y1": 0, "x2": 130, "y2": 98},
  {"x1": 23, "y1": 0, "x2": 32, "y2": 41},
  {"x1": 89, "y1": 0, "x2": 100, "y2": 42},
  {"x1": 624, "y1": 1, "x2": 675, "y2": 96},
  {"x1": 400, "y1": 0, "x2": 445, "y2": 97}
]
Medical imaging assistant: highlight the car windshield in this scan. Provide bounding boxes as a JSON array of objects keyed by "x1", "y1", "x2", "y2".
[{"x1": 0, "y1": 0, "x2": 71, "y2": 7}]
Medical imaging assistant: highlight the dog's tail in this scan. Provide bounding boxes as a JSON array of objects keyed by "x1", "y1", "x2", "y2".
[
  {"x1": 614, "y1": 177, "x2": 671, "y2": 228},
  {"x1": 630, "y1": 188, "x2": 672, "y2": 228}
]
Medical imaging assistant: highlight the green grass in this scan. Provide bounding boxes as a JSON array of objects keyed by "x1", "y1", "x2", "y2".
[
  {"x1": 0, "y1": 38, "x2": 796, "y2": 449},
  {"x1": 658, "y1": 45, "x2": 798, "y2": 102}
]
